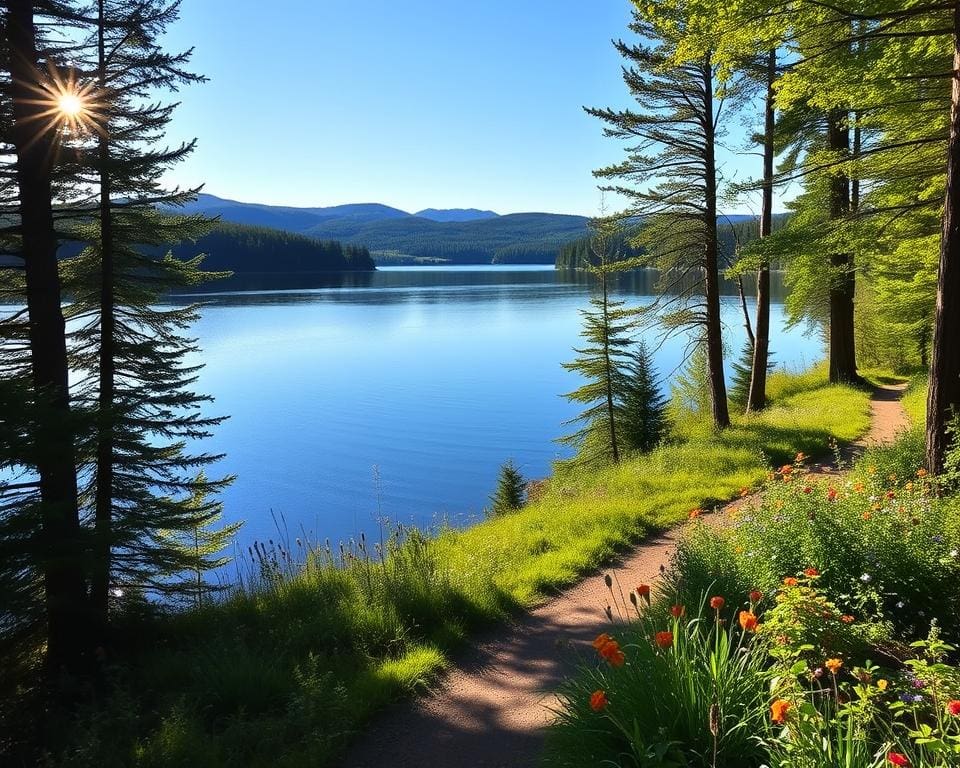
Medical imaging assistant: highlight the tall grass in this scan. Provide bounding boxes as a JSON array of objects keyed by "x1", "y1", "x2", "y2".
[{"x1": 38, "y1": 367, "x2": 870, "y2": 768}]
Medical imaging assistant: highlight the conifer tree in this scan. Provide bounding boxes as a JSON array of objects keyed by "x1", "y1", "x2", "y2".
[
  {"x1": 618, "y1": 340, "x2": 668, "y2": 453},
  {"x1": 560, "y1": 219, "x2": 637, "y2": 465},
  {"x1": 489, "y1": 460, "x2": 526, "y2": 516},
  {"x1": 60, "y1": 0, "x2": 234, "y2": 627},
  {"x1": 587, "y1": 4, "x2": 731, "y2": 429}
]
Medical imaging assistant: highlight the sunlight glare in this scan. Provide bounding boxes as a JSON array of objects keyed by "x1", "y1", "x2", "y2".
[{"x1": 57, "y1": 92, "x2": 84, "y2": 118}]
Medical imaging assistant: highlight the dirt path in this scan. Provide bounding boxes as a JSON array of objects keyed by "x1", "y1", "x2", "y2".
[{"x1": 342, "y1": 384, "x2": 909, "y2": 768}]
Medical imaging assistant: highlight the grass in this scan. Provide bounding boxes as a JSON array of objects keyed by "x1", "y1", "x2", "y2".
[{"x1": 39, "y1": 366, "x2": 871, "y2": 768}]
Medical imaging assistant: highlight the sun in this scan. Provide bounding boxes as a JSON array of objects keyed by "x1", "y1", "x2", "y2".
[{"x1": 57, "y1": 92, "x2": 85, "y2": 118}]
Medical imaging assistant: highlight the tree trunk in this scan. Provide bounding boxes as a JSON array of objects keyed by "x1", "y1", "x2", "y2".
[
  {"x1": 747, "y1": 49, "x2": 776, "y2": 413},
  {"x1": 827, "y1": 107, "x2": 858, "y2": 384},
  {"x1": 927, "y1": 2, "x2": 960, "y2": 474},
  {"x1": 92, "y1": 0, "x2": 114, "y2": 634},
  {"x1": 7, "y1": 0, "x2": 88, "y2": 677},
  {"x1": 702, "y1": 54, "x2": 730, "y2": 429},
  {"x1": 601, "y1": 269, "x2": 620, "y2": 463}
]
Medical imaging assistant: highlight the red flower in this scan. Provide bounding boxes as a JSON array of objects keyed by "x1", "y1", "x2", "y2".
[
  {"x1": 654, "y1": 631, "x2": 673, "y2": 649},
  {"x1": 709, "y1": 596, "x2": 725, "y2": 610},
  {"x1": 749, "y1": 590, "x2": 763, "y2": 603},
  {"x1": 592, "y1": 633, "x2": 613, "y2": 651},
  {"x1": 783, "y1": 577, "x2": 798, "y2": 587},
  {"x1": 590, "y1": 690, "x2": 608, "y2": 712},
  {"x1": 636, "y1": 583, "x2": 651, "y2": 599},
  {"x1": 739, "y1": 610, "x2": 759, "y2": 632},
  {"x1": 599, "y1": 640, "x2": 625, "y2": 667},
  {"x1": 840, "y1": 615, "x2": 855, "y2": 624},
  {"x1": 670, "y1": 604, "x2": 686, "y2": 618},
  {"x1": 887, "y1": 753, "x2": 910, "y2": 767},
  {"x1": 804, "y1": 567, "x2": 819, "y2": 577},
  {"x1": 827, "y1": 487, "x2": 838, "y2": 501},
  {"x1": 947, "y1": 699, "x2": 960, "y2": 716},
  {"x1": 803, "y1": 486, "x2": 813, "y2": 494}
]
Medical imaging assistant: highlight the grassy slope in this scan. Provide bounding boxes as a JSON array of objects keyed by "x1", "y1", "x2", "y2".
[{"x1": 55, "y1": 368, "x2": 870, "y2": 768}]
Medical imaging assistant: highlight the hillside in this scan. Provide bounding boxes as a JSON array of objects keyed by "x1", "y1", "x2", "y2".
[{"x1": 179, "y1": 194, "x2": 590, "y2": 264}]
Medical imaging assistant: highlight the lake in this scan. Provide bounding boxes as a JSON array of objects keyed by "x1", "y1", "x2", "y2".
[{"x1": 177, "y1": 266, "x2": 822, "y2": 554}]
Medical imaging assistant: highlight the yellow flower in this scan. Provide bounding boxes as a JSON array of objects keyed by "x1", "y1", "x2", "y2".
[
  {"x1": 877, "y1": 679, "x2": 888, "y2": 691},
  {"x1": 825, "y1": 658, "x2": 843, "y2": 675}
]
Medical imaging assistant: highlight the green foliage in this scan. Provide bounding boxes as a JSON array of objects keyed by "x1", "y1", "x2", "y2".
[
  {"x1": 546, "y1": 598, "x2": 771, "y2": 767},
  {"x1": 730, "y1": 339, "x2": 777, "y2": 411},
  {"x1": 489, "y1": 460, "x2": 526, "y2": 516},
  {"x1": 618, "y1": 340, "x2": 669, "y2": 453}
]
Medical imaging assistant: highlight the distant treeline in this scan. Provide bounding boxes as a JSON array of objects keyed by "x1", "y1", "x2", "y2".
[
  {"x1": 162, "y1": 222, "x2": 376, "y2": 273},
  {"x1": 555, "y1": 215, "x2": 789, "y2": 269}
]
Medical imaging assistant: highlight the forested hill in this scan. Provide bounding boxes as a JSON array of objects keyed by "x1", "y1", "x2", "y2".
[
  {"x1": 555, "y1": 215, "x2": 791, "y2": 269},
  {"x1": 161, "y1": 222, "x2": 376, "y2": 272},
  {"x1": 180, "y1": 194, "x2": 590, "y2": 264}
]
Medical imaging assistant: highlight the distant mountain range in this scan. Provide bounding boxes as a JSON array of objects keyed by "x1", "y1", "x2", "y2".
[{"x1": 177, "y1": 194, "x2": 589, "y2": 264}]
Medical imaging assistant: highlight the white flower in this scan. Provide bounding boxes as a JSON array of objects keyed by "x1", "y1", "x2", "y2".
[
  {"x1": 860, "y1": 573, "x2": 872, "y2": 583},
  {"x1": 896, "y1": 601, "x2": 905, "y2": 609},
  {"x1": 951, "y1": 549, "x2": 959, "y2": 558}
]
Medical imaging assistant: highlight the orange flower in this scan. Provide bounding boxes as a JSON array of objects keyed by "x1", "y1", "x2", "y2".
[
  {"x1": 770, "y1": 699, "x2": 791, "y2": 724},
  {"x1": 840, "y1": 615, "x2": 855, "y2": 624},
  {"x1": 877, "y1": 679, "x2": 889, "y2": 691},
  {"x1": 654, "y1": 631, "x2": 673, "y2": 649},
  {"x1": 636, "y1": 583, "x2": 651, "y2": 605},
  {"x1": 739, "y1": 610, "x2": 759, "y2": 632},
  {"x1": 688, "y1": 508, "x2": 703, "y2": 519},
  {"x1": 709, "y1": 596, "x2": 725, "y2": 610},
  {"x1": 589, "y1": 690, "x2": 608, "y2": 712},
  {"x1": 780, "y1": 464, "x2": 793, "y2": 475},
  {"x1": 825, "y1": 658, "x2": 843, "y2": 675},
  {"x1": 749, "y1": 590, "x2": 763, "y2": 604},
  {"x1": 803, "y1": 486, "x2": 813, "y2": 494},
  {"x1": 853, "y1": 482, "x2": 865, "y2": 493},
  {"x1": 917, "y1": 468, "x2": 928, "y2": 478},
  {"x1": 599, "y1": 639, "x2": 625, "y2": 667},
  {"x1": 804, "y1": 567, "x2": 819, "y2": 578},
  {"x1": 862, "y1": 511, "x2": 872, "y2": 520},
  {"x1": 670, "y1": 604, "x2": 686, "y2": 618},
  {"x1": 592, "y1": 633, "x2": 613, "y2": 651},
  {"x1": 739, "y1": 486, "x2": 750, "y2": 498},
  {"x1": 783, "y1": 577, "x2": 798, "y2": 587}
]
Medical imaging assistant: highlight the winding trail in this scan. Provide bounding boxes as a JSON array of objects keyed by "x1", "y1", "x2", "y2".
[{"x1": 343, "y1": 384, "x2": 909, "y2": 768}]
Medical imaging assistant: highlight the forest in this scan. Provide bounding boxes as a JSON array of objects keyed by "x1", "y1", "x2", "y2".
[{"x1": 2, "y1": 0, "x2": 960, "y2": 767}]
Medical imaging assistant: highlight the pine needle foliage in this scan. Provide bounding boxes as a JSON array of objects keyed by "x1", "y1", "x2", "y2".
[
  {"x1": 488, "y1": 460, "x2": 526, "y2": 517},
  {"x1": 618, "y1": 340, "x2": 669, "y2": 454}
]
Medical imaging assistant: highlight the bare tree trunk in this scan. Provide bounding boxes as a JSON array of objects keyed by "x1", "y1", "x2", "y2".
[
  {"x1": 92, "y1": 0, "x2": 114, "y2": 635},
  {"x1": 747, "y1": 48, "x2": 776, "y2": 413},
  {"x1": 601, "y1": 269, "x2": 620, "y2": 463},
  {"x1": 927, "y1": 2, "x2": 960, "y2": 474},
  {"x1": 7, "y1": 0, "x2": 88, "y2": 677},
  {"x1": 702, "y1": 54, "x2": 730, "y2": 429},
  {"x1": 827, "y1": 107, "x2": 859, "y2": 384}
]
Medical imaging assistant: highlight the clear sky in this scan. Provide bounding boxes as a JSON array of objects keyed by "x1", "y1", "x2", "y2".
[{"x1": 163, "y1": 0, "x2": 771, "y2": 216}]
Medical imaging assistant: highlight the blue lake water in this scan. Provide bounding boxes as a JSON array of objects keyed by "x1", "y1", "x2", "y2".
[{"x1": 176, "y1": 266, "x2": 822, "y2": 551}]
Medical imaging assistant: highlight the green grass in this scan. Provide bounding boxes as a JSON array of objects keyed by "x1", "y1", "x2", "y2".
[{"x1": 42, "y1": 367, "x2": 871, "y2": 768}]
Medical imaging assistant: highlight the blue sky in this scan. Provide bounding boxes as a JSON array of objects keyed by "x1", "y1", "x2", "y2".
[{"x1": 163, "y1": 0, "x2": 773, "y2": 216}]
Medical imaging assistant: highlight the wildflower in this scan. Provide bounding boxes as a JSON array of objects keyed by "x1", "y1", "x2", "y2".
[
  {"x1": 951, "y1": 549, "x2": 959, "y2": 559},
  {"x1": 709, "y1": 596, "x2": 725, "y2": 611},
  {"x1": 887, "y1": 753, "x2": 910, "y2": 767},
  {"x1": 825, "y1": 658, "x2": 843, "y2": 675},
  {"x1": 770, "y1": 699, "x2": 791, "y2": 724},
  {"x1": 840, "y1": 615, "x2": 854, "y2": 624},
  {"x1": 905, "y1": 481, "x2": 914, "y2": 491},
  {"x1": 654, "y1": 631, "x2": 673, "y2": 649},
  {"x1": 739, "y1": 486, "x2": 750, "y2": 497},
  {"x1": 783, "y1": 577, "x2": 798, "y2": 587},
  {"x1": 877, "y1": 679, "x2": 888, "y2": 692},
  {"x1": 780, "y1": 464, "x2": 793, "y2": 475},
  {"x1": 803, "y1": 486, "x2": 813, "y2": 494},
  {"x1": 896, "y1": 601, "x2": 905, "y2": 609},
  {"x1": 689, "y1": 508, "x2": 702, "y2": 519},
  {"x1": 812, "y1": 667, "x2": 824, "y2": 679},
  {"x1": 636, "y1": 583, "x2": 651, "y2": 604},
  {"x1": 860, "y1": 573, "x2": 872, "y2": 583},
  {"x1": 592, "y1": 633, "x2": 613, "y2": 651},
  {"x1": 868, "y1": 465, "x2": 876, "y2": 474},
  {"x1": 886, "y1": 490, "x2": 896, "y2": 500},
  {"x1": 862, "y1": 511, "x2": 872, "y2": 520},
  {"x1": 917, "y1": 468, "x2": 928, "y2": 478},
  {"x1": 670, "y1": 604, "x2": 686, "y2": 618},
  {"x1": 739, "y1": 610, "x2": 759, "y2": 632},
  {"x1": 947, "y1": 700, "x2": 960, "y2": 716},
  {"x1": 601, "y1": 644, "x2": 625, "y2": 667},
  {"x1": 749, "y1": 590, "x2": 763, "y2": 603},
  {"x1": 827, "y1": 487, "x2": 838, "y2": 501},
  {"x1": 853, "y1": 482, "x2": 865, "y2": 493},
  {"x1": 804, "y1": 567, "x2": 819, "y2": 577},
  {"x1": 589, "y1": 690, "x2": 608, "y2": 712}
]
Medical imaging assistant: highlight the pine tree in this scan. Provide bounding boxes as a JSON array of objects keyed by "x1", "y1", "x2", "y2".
[
  {"x1": 560, "y1": 219, "x2": 638, "y2": 465},
  {"x1": 587, "y1": 4, "x2": 731, "y2": 429},
  {"x1": 618, "y1": 341, "x2": 668, "y2": 453},
  {"x1": 53, "y1": 0, "x2": 236, "y2": 627},
  {"x1": 489, "y1": 460, "x2": 526, "y2": 516}
]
